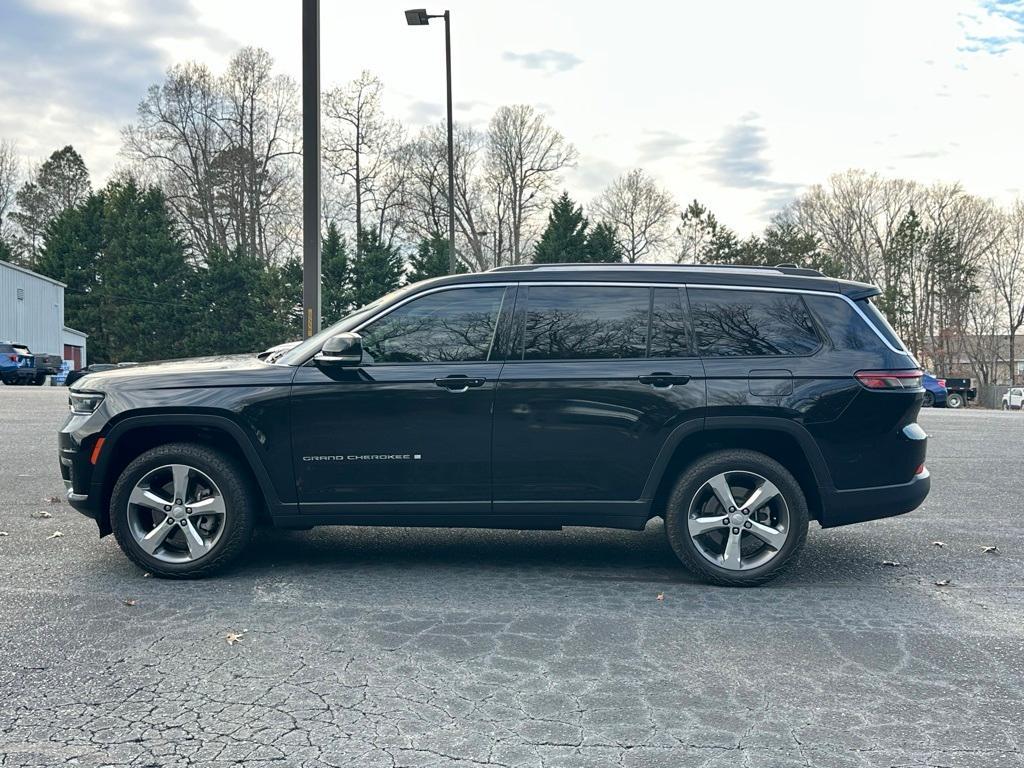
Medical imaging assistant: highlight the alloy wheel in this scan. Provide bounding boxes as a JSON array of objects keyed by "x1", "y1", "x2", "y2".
[
  {"x1": 687, "y1": 470, "x2": 791, "y2": 571},
  {"x1": 126, "y1": 464, "x2": 227, "y2": 563}
]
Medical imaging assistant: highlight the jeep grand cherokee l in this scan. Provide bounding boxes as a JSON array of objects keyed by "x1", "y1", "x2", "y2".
[{"x1": 59, "y1": 263, "x2": 929, "y2": 586}]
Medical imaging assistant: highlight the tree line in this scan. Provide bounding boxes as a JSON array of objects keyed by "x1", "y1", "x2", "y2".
[{"x1": 0, "y1": 47, "x2": 1020, "y2": 383}]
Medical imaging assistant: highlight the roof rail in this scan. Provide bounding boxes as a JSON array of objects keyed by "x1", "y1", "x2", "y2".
[{"x1": 487, "y1": 263, "x2": 824, "y2": 277}]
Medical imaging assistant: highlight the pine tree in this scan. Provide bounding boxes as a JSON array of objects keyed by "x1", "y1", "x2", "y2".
[
  {"x1": 321, "y1": 221, "x2": 352, "y2": 323},
  {"x1": 584, "y1": 222, "x2": 623, "y2": 263},
  {"x1": 350, "y1": 229, "x2": 404, "y2": 308},
  {"x1": 407, "y1": 232, "x2": 463, "y2": 283},
  {"x1": 12, "y1": 145, "x2": 92, "y2": 266},
  {"x1": 532, "y1": 192, "x2": 589, "y2": 264}
]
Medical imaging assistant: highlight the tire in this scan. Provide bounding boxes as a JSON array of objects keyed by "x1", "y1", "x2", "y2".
[
  {"x1": 922, "y1": 391, "x2": 934, "y2": 407},
  {"x1": 664, "y1": 449, "x2": 809, "y2": 587},
  {"x1": 1004, "y1": 403, "x2": 1010, "y2": 411},
  {"x1": 946, "y1": 393, "x2": 963, "y2": 409},
  {"x1": 110, "y1": 443, "x2": 257, "y2": 578},
  {"x1": 30, "y1": 373, "x2": 45, "y2": 386}
]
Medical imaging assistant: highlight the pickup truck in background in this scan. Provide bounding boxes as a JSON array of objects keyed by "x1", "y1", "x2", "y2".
[
  {"x1": 941, "y1": 377, "x2": 977, "y2": 409},
  {"x1": 0, "y1": 342, "x2": 64, "y2": 385}
]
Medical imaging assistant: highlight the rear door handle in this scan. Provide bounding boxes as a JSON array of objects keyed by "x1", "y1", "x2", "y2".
[
  {"x1": 638, "y1": 372, "x2": 691, "y2": 388},
  {"x1": 434, "y1": 375, "x2": 486, "y2": 392}
]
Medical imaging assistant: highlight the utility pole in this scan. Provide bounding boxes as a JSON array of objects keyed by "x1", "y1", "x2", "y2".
[{"x1": 302, "y1": 0, "x2": 321, "y2": 337}]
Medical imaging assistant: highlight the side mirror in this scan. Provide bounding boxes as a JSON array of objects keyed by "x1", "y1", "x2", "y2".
[{"x1": 315, "y1": 332, "x2": 363, "y2": 366}]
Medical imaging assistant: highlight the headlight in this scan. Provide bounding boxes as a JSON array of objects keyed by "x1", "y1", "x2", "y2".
[{"x1": 69, "y1": 392, "x2": 104, "y2": 415}]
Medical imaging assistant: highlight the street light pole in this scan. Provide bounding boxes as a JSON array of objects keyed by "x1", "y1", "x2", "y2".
[
  {"x1": 443, "y1": 11, "x2": 456, "y2": 275},
  {"x1": 302, "y1": 0, "x2": 321, "y2": 337},
  {"x1": 406, "y1": 9, "x2": 456, "y2": 274}
]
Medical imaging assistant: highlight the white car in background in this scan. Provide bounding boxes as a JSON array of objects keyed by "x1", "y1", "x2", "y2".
[{"x1": 1003, "y1": 387, "x2": 1024, "y2": 410}]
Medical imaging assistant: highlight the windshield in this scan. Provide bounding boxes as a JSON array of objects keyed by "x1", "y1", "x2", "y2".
[{"x1": 274, "y1": 285, "x2": 416, "y2": 365}]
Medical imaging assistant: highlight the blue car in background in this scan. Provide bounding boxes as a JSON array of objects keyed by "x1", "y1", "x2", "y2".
[{"x1": 922, "y1": 372, "x2": 947, "y2": 407}]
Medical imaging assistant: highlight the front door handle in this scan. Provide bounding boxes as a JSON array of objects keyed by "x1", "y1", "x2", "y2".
[
  {"x1": 434, "y1": 375, "x2": 486, "y2": 392},
  {"x1": 638, "y1": 372, "x2": 691, "y2": 388}
]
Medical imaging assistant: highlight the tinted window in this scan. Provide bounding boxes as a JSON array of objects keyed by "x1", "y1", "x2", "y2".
[
  {"x1": 649, "y1": 287, "x2": 694, "y2": 358},
  {"x1": 857, "y1": 298, "x2": 905, "y2": 351},
  {"x1": 689, "y1": 289, "x2": 820, "y2": 357},
  {"x1": 522, "y1": 286, "x2": 649, "y2": 360},
  {"x1": 804, "y1": 295, "x2": 885, "y2": 352},
  {"x1": 361, "y1": 286, "x2": 506, "y2": 363}
]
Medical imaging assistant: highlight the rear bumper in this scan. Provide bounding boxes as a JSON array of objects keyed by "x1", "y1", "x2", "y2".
[{"x1": 820, "y1": 467, "x2": 930, "y2": 528}]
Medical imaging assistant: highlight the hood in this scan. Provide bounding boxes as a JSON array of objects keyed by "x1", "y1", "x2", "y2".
[{"x1": 71, "y1": 353, "x2": 295, "y2": 392}]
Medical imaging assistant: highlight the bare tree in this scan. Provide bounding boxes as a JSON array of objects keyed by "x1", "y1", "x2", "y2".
[
  {"x1": 486, "y1": 105, "x2": 577, "y2": 265},
  {"x1": 990, "y1": 200, "x2": 1024, "y2": 383},
  {"x1": 0, "y1": 139, "x2": 17, "y2": 225},
  {"x1": 323, "y1": 72, "x2": 409, "y2": 250},
  {"x1": 122, "y1": 48, "x2": 299, "y2": 266},
  {"x1": 592, "y1": 169, "x2": 675, "y2": 263}
]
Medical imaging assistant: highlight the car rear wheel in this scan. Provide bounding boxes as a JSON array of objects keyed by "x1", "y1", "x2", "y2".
[
  {"x1": 664, "y1": 450, "x2": 809, "y2": 587},
  {"x1": 947, "y1": 392, "x2": 963, "y2": 409},
  {"x1": 922, "y1": 391, "x2": 934, "y2": 407},
  {"x1": 110, "y1": 443, "x2": 256, "y2": 578}
]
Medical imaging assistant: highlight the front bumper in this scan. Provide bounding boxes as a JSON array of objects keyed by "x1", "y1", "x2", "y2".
[{"x1": 820, "y1": 467, "x2": 931, "y2": 528}]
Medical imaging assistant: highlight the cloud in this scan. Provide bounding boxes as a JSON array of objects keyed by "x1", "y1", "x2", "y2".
[
  {"x1": 0, "y1": 0, "x2": 233, "y2": 176},
  {"x1": 705, "y1": 113, "x2": 800, "y2": 214},
  {"x1": 501, "y1": 49, "x2": 582, "y2": 74},
  {"x1": 406, "y1": 100, "x2": 443, "y2": 125},
  {"x1": 958, "y1": 0, "x2": 1024, "y2": 55},
  {"x1": 637, "y1": 130, "x2": 689, "y2": 163}
]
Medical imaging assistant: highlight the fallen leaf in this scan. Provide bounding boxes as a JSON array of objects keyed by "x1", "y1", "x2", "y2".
[
  {"x1": 881, "y1": 560, "x2": 902, "y2": 567},
  {"x1": 934, "y1": 579, "x2": 951, "y2": 587},
  {"x1": 44, "y1": 495, "x2": 63, "y2": 504},
  {"x1": 123, "y1": 598, "x2": 137, "y2": 606},
  {"x1": 46, "y1": 531, "x2": 64, "y2": 540},
  {"x1": 656, "y1": 593, "x2": 665, "y2": 602},
  {"x1": 0, "y1": 531, "x2": 8, "y2": 537},
  {"x1": 982, "y1": 546, "x2": 999, "y2": 554},
  {"x1": 31, "y1": 510, "x2": 53, "y2": 519},
  {"x1": 225, "y1": 632, "x2": 244, "y2": 646},
  {"x1": 142, "y1": 572, "x2": 152, "y2": 578},
  {"x1": 932, "y1": 541, "x2": 946, "y2": 548}
]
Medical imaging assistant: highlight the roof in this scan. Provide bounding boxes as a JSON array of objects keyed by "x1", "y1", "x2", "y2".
[
  {"x1": 0, "y1": 259, "x2": 67, "y2": 289},
  {"x1": 62, "y1": 326, "x2": 88, "y2": 339},
  {"x1": 435, "y1": 262, "x2": 880, "y2": 299}
]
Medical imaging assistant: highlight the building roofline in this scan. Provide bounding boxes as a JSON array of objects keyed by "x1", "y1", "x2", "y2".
[
  {"x1": 0, "y1": 259, "x2": 67, "y2": 288},
  {"x1": 62, "y1": 326, "x2": 88, "y2": 338}
]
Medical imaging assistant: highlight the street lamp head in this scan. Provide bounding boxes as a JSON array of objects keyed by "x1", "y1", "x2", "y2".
[{"x1": 405, "y1": 9, "x2": 430, "y2": 25}]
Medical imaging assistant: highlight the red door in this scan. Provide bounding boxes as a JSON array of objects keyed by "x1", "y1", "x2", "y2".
[{"x1": 63, "y1": 345, "x2": 82, "y2": 370}]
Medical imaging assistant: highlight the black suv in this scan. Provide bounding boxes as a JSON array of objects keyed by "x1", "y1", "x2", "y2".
[{"x1": 59, "y1": 264, "x2": 929, "y2": 586}]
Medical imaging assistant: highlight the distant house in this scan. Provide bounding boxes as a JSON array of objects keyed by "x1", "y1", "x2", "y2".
[
  {"x1": 925, "y1": 334, "x2": 1023, "y2": 385},
  {"x1": 0, "y1": 259, "x2": 87, "y2": 370}
]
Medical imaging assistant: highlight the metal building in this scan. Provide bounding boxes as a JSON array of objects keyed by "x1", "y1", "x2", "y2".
[{"x1": 0, "y1": 259, "x2": 87, "y2": 369}]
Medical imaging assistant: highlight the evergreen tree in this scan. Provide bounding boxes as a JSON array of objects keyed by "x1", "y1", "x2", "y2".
[
  {"x1": 532, "y1": 192, "x2": 589, "y2": 263},
  {"x1": 36, "y1": 193, "x2": 106, "y2": 356},
  {"x1": 98, "y1": 179, "x2": 194, "y2": 362},
  {"x1": 12, "y1": 145, "x2": 92, "y2": 266},
  {"x1": 350, "y1": 229, "x2": 404, "y2": 307},
  {"x1": 407, "y1": 232, "x2": 462, "y2": 283},
  {"x1": 321, "y1": 221, "x2": 352, "y2": 323},
  {"x1": 584, "y1": 222, "x2": 624, "y2": 263}
]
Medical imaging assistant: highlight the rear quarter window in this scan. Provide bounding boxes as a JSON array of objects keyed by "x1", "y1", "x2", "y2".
[
  {"x1": 803, "y1": 295, "x2": 888, "y2": 352},
  {"x1": 856, "y1": 298, "x2": 906, "y2": 351}
]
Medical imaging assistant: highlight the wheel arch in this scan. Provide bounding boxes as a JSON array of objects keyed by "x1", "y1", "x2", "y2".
[
  {"x1": 92, "y1": 414, "x2": 280, "y2": 535},
  {"x1": 645, "y1": 417, "x2": 831, "y2": 523}
]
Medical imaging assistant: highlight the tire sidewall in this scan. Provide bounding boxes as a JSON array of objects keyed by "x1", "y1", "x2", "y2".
[
  {"x1": 923, "y1": 391, "x2": 934, "y2": 407},
  {"x1": 947, "y1": 393, "x2": 962, "y2": 409},
  {"x1": 664, "y1": 450, "x2": 809, "y2": 586},
  {"x1": 110, "y1": 443, "x2": 254, "y2": 578}
]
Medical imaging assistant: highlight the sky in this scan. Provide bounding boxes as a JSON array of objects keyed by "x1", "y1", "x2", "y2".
[{"x1": 0, "y1": 0, "x2": 1023, "y2": 234}]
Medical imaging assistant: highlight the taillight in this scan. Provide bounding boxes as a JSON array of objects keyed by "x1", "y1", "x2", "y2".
[
  {"x1": 855, "y1": 369, "x2": 923, "y2": 390},
  {"x1": 6, "y1": 354, "x2": 15, "y2": 362},
  {"x1": 937, "y1": 379, "x2": 946, "y2": 388}
]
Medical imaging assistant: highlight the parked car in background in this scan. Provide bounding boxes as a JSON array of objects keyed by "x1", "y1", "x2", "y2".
[
  {"x1": 63, "y1": 363, "x2": 118, "y2": 388},
  {"x1": 922, "y1": 373, "x2": 947, "y2": 407},
  {"x1": 1003, "y1": 387, "x2": 1024, "y2": 410},
  {"x1": 257, "y1": 340, "x2": 300, "y2": 361},
  {"x1": 940, "y1": 377, "x2": 976, "y2": 409},
  {"x1": 12, "y1": 343, "x2": 63, "y2": 384},
  {"x1": 0, "y1": 342, "x2": 40, "y2": 385}
]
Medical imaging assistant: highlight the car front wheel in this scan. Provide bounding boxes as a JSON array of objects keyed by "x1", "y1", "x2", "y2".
[
  {"x1": 664, "y1": 450, "x2": 809, "y2": 587},
  {"x1": 110, "y1": 443, "x2": 256, "y2": 578}
]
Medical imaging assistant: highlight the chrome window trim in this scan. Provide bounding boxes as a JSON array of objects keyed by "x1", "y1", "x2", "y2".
[{"x1": 299, "y1": 278, "x2": 912, "y2": 364}]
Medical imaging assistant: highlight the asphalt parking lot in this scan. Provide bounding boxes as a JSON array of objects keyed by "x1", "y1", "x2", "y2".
[{"x1": 0, "y1": 387, "x2": 1022, "y2": 768}]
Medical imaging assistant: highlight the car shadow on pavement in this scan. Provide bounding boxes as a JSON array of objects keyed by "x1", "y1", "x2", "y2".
[{"x1": 230, "y1": 519, "x2": 897, "y2": 588}]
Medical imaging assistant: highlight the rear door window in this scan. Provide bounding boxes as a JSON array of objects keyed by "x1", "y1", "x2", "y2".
[
  {"x1": 520, "y1": 285, "x2": 650, "y2": 361},
  {"x1": 688, "y1": 288, "x2": 820, "y2": 357}
]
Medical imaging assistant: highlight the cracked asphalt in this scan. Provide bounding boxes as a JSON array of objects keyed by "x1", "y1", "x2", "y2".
[{"x1": 1, "y1": 387, "x2": 1023, "y2": 768}]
